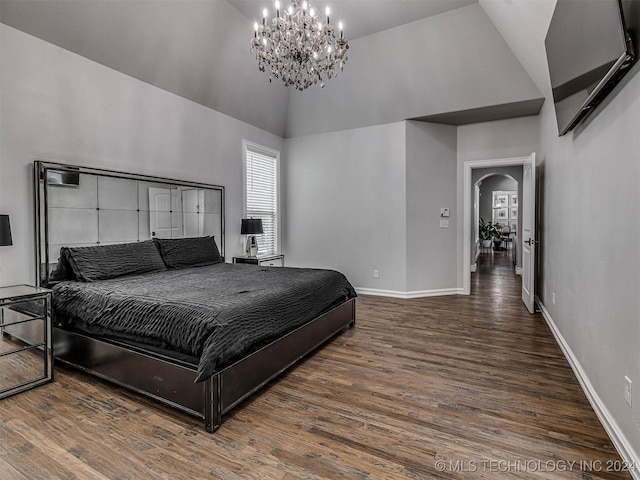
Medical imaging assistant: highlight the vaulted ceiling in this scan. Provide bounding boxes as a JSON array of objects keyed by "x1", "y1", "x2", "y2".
[
  {"x1": 227, "y1": 0, "x2": 478, "y2": 40},
  {"x1": 0, "y1": 0, "x2": 543, "y2": 137}
]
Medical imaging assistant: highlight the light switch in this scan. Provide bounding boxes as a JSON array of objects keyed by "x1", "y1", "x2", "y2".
[
  {"x1": 440, "y1": 219, "x2": 449, "y2": 228},
  {"x1": 440, "y1": 208, "x2": 450, "y2": 217}
]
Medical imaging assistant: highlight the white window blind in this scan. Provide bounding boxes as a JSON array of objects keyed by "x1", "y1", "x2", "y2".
[{"x1": 245, "y1": 143, "x2": 279, "y2": 256}]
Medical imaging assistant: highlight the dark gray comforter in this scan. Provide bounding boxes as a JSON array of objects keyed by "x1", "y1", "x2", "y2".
[{"x1": 52, "y1": 263, "x2": 356, "y2": 381}]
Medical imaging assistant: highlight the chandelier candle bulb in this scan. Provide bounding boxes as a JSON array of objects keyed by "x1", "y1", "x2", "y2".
[{"x1": 325, "y1": 6, "x2": 330, "y2": 23}]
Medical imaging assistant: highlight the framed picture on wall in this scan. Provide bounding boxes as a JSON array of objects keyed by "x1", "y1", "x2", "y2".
[
  {"x1": 510, "y1": 220, "x2": 517, "y2": 232},
  {"x1": 510, "y1": 208, "x2": 518, "y2": 219},
  {"x1": 495, "y1": 194, "x2": 509, "y2": 208},
  {"x1": 510, "y1": 194, "x2": 518, "y2": 206},
  {"x1": 496, "y1": 208, "x2": 508, "y2": 220}
]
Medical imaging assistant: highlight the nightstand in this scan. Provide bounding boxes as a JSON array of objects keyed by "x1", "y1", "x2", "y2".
[
  {"x1": 233, "y1": 254, "x2": 285, "y2": 267},
  {"x1": 0, "y1": 285, "x2": 53, "y2": 399}
]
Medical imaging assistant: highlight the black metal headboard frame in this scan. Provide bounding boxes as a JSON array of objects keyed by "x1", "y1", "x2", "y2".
[{"x1": 33, "y1": 160, "x2": 225, "y2": 287}]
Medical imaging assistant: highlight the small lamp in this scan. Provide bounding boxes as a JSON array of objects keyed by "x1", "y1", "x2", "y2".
[
  {"x1": 0, "y1": 215, "x2": 12, "y2": 246},
  {"x1": 241, "y1": 218, "x2": 263, "y2": 257}
]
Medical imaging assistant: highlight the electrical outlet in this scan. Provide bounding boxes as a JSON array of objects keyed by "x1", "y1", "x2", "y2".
[
  {"x1": 373, "y1": 269, "x2": 379, "y2": 279},
  {"x1": 625, "y1": 376, "x2": 632, "y2": 407},
  {"x1": 552, "y1": 292, "x2": 556, "y2": 306}
]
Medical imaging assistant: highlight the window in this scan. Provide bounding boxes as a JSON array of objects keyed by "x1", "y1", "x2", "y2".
[{"x1": 244, "y1": 141, "x2": 279, "y2": 256}]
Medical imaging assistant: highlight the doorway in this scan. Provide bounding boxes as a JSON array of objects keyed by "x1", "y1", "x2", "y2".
[
  {"x1": 474, "y1": 172, "x2": 519, "y2": 271},
  {"x1": 461, "y1": 154, "x2": 537, "y2": 313}
]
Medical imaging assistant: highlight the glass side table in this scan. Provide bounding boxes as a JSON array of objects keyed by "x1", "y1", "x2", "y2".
[
  {"x1": 0, "y1": 285, "x2": 53, "y2": 399},
  {"x1": 233, "y1": 254, "x2": 284, "y2": 267}
]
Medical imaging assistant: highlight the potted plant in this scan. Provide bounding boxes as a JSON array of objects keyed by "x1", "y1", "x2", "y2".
[{"x1": 479, "y1": 219, "x2": 501, "y2": 248}]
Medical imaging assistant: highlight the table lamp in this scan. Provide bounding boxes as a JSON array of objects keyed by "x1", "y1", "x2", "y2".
[
  {"x1": 0, "y1": 215, "x2": 12, "y2": 246},
  {"x1": 241, "y1": 218, "x2": 263, "y2": 258}
]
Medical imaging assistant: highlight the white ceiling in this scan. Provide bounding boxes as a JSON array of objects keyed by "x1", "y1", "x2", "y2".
[{"x1": 228, "y1": 0, "x2": 477, "y2": 40}]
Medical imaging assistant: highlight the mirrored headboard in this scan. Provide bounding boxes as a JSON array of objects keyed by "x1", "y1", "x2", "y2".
[{"x1": 34, "y1": 161, "x2": 225, "y2": 286}]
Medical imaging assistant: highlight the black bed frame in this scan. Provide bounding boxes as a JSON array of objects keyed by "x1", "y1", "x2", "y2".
[
  {"x1": 53, "y1": 299, "x2": 355, "y2": 432},
  {"x1": 33, "y1": 161, "x2": 356, "y2": 432}
]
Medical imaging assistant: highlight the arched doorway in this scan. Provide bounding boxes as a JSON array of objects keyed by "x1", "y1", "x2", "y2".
[{"x1": 474, "y1": 172, "x2": 519, "y2": 270}]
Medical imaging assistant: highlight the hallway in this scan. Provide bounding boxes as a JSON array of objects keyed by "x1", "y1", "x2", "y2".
[{"x1": 473, "y1": 248, "x2": 519, "y2": 294}]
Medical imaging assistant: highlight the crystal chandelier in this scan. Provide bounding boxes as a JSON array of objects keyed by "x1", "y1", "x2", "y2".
[{"x1": 250, "y1": 0, "x2": 349, "y2": 91}]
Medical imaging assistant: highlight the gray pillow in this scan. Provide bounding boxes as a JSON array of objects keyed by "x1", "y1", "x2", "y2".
[
  {"x1": 48, "y1": 253, "x2": 75, "y2": 283},
  {"x1": 154, "y1": 236, "x2": 223, "y2": 269},
  {"x1": 64, "y1": 240, "x2": 166, "y2": 282}
]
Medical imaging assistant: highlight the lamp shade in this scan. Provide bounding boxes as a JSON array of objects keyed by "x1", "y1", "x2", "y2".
[
  {"x1": 0, "y1": 215, "x2": 12, "y2": 246},
  {"x1": 241, "y1": 218, "x2": 263, "y2": 235}
]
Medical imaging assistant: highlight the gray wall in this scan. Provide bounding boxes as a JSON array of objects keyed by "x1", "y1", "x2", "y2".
[
  {"x1": 284, "y1": 120, "x2": 459, "y2": 295},
  {"x1": 406, "y1": 121, "x2": 458, "y2": 292},
  {"x1": 537, "y1": 71, "x2": 640, "y2": 466},
  {"x1": 285, "y1": 3, "x2": 541, "y2": 138},
  {"x1": 0, "y1": 0, "x2": 291, "y2": 137},
  {"x1": 482, "y1": 0, "x2": 640, "y2": 462},
  {"x1": 0, "y1": 24, "x2": 284, "y2": 285},
  {"x1": 283, "y1": 122, "x2": 407, "y2": 292},
  {"x1": 457, "y1": 115, "x2": 541, "y2": 162}
]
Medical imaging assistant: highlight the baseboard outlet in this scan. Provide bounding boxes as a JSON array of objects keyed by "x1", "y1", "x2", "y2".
[
  {"x1": 470, "y1": 263, "x2": 477, "y2": 273},
  {"x1": 356, "y1": 287, "x2": 463, "y2": 299},
  {"x1": 515, "y1": 266, "x2": 522, "y2": 275},
  {"x1": 536, "y1": 297, "x2": 640, "y2": 480}
]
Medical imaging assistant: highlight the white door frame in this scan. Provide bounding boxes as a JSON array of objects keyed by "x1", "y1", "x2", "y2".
[{"x1": 462, "y1": 155, "x2": 534, "y2": 295}]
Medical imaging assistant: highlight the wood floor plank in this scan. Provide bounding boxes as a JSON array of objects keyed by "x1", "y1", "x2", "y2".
[{"x1": 0, "y1": 251, "x2": 631, "y2": 479}]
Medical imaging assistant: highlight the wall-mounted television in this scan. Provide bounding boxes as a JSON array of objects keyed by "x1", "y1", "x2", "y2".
[{"x1": 545, "y1": 0, "x2": 635, "y2": 136}]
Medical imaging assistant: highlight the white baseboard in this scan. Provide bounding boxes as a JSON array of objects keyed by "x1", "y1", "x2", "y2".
[
  {"x1": 515, "y1": 266, "x2": 522, "y2": 275},
  {"x1": 470, "y1": 263, "x2": 477, "y2": 273},
  {"x1": 536, "y1": 297, "x2": 639, "y2": 480},
  {"x1": 356, "y1": 287, "x2": 463, "y2": 299}
]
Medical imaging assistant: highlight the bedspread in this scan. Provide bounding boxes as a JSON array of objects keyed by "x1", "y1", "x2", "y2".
[{"x1": 53, "y1": 263, "x2": 356, "y2": 381}]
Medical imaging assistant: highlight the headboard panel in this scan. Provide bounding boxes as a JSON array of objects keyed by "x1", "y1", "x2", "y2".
[{"x1": 34, "y1": 161, "x2": 225, "y2": 286}]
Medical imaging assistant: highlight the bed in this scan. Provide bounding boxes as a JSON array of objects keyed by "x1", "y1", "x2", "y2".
[{"x1": 26, "y1": 161, "x2": 356, "y2": 432}]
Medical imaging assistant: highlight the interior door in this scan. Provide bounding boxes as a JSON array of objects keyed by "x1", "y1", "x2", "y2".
[
  {"x1": 474, "y1": 184, "x2": 480, "y2": 261},
  {"x1": 521, "y1": 153, "x2": 536, "y2": 313},
  {"x1": 148, "y1": 187, "x2": 182, "y2": 238}
]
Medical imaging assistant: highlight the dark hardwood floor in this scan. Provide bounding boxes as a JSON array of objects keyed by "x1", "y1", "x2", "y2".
[{"x1": 1, "y1": 251, "x2": 630, "y2": 479}]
